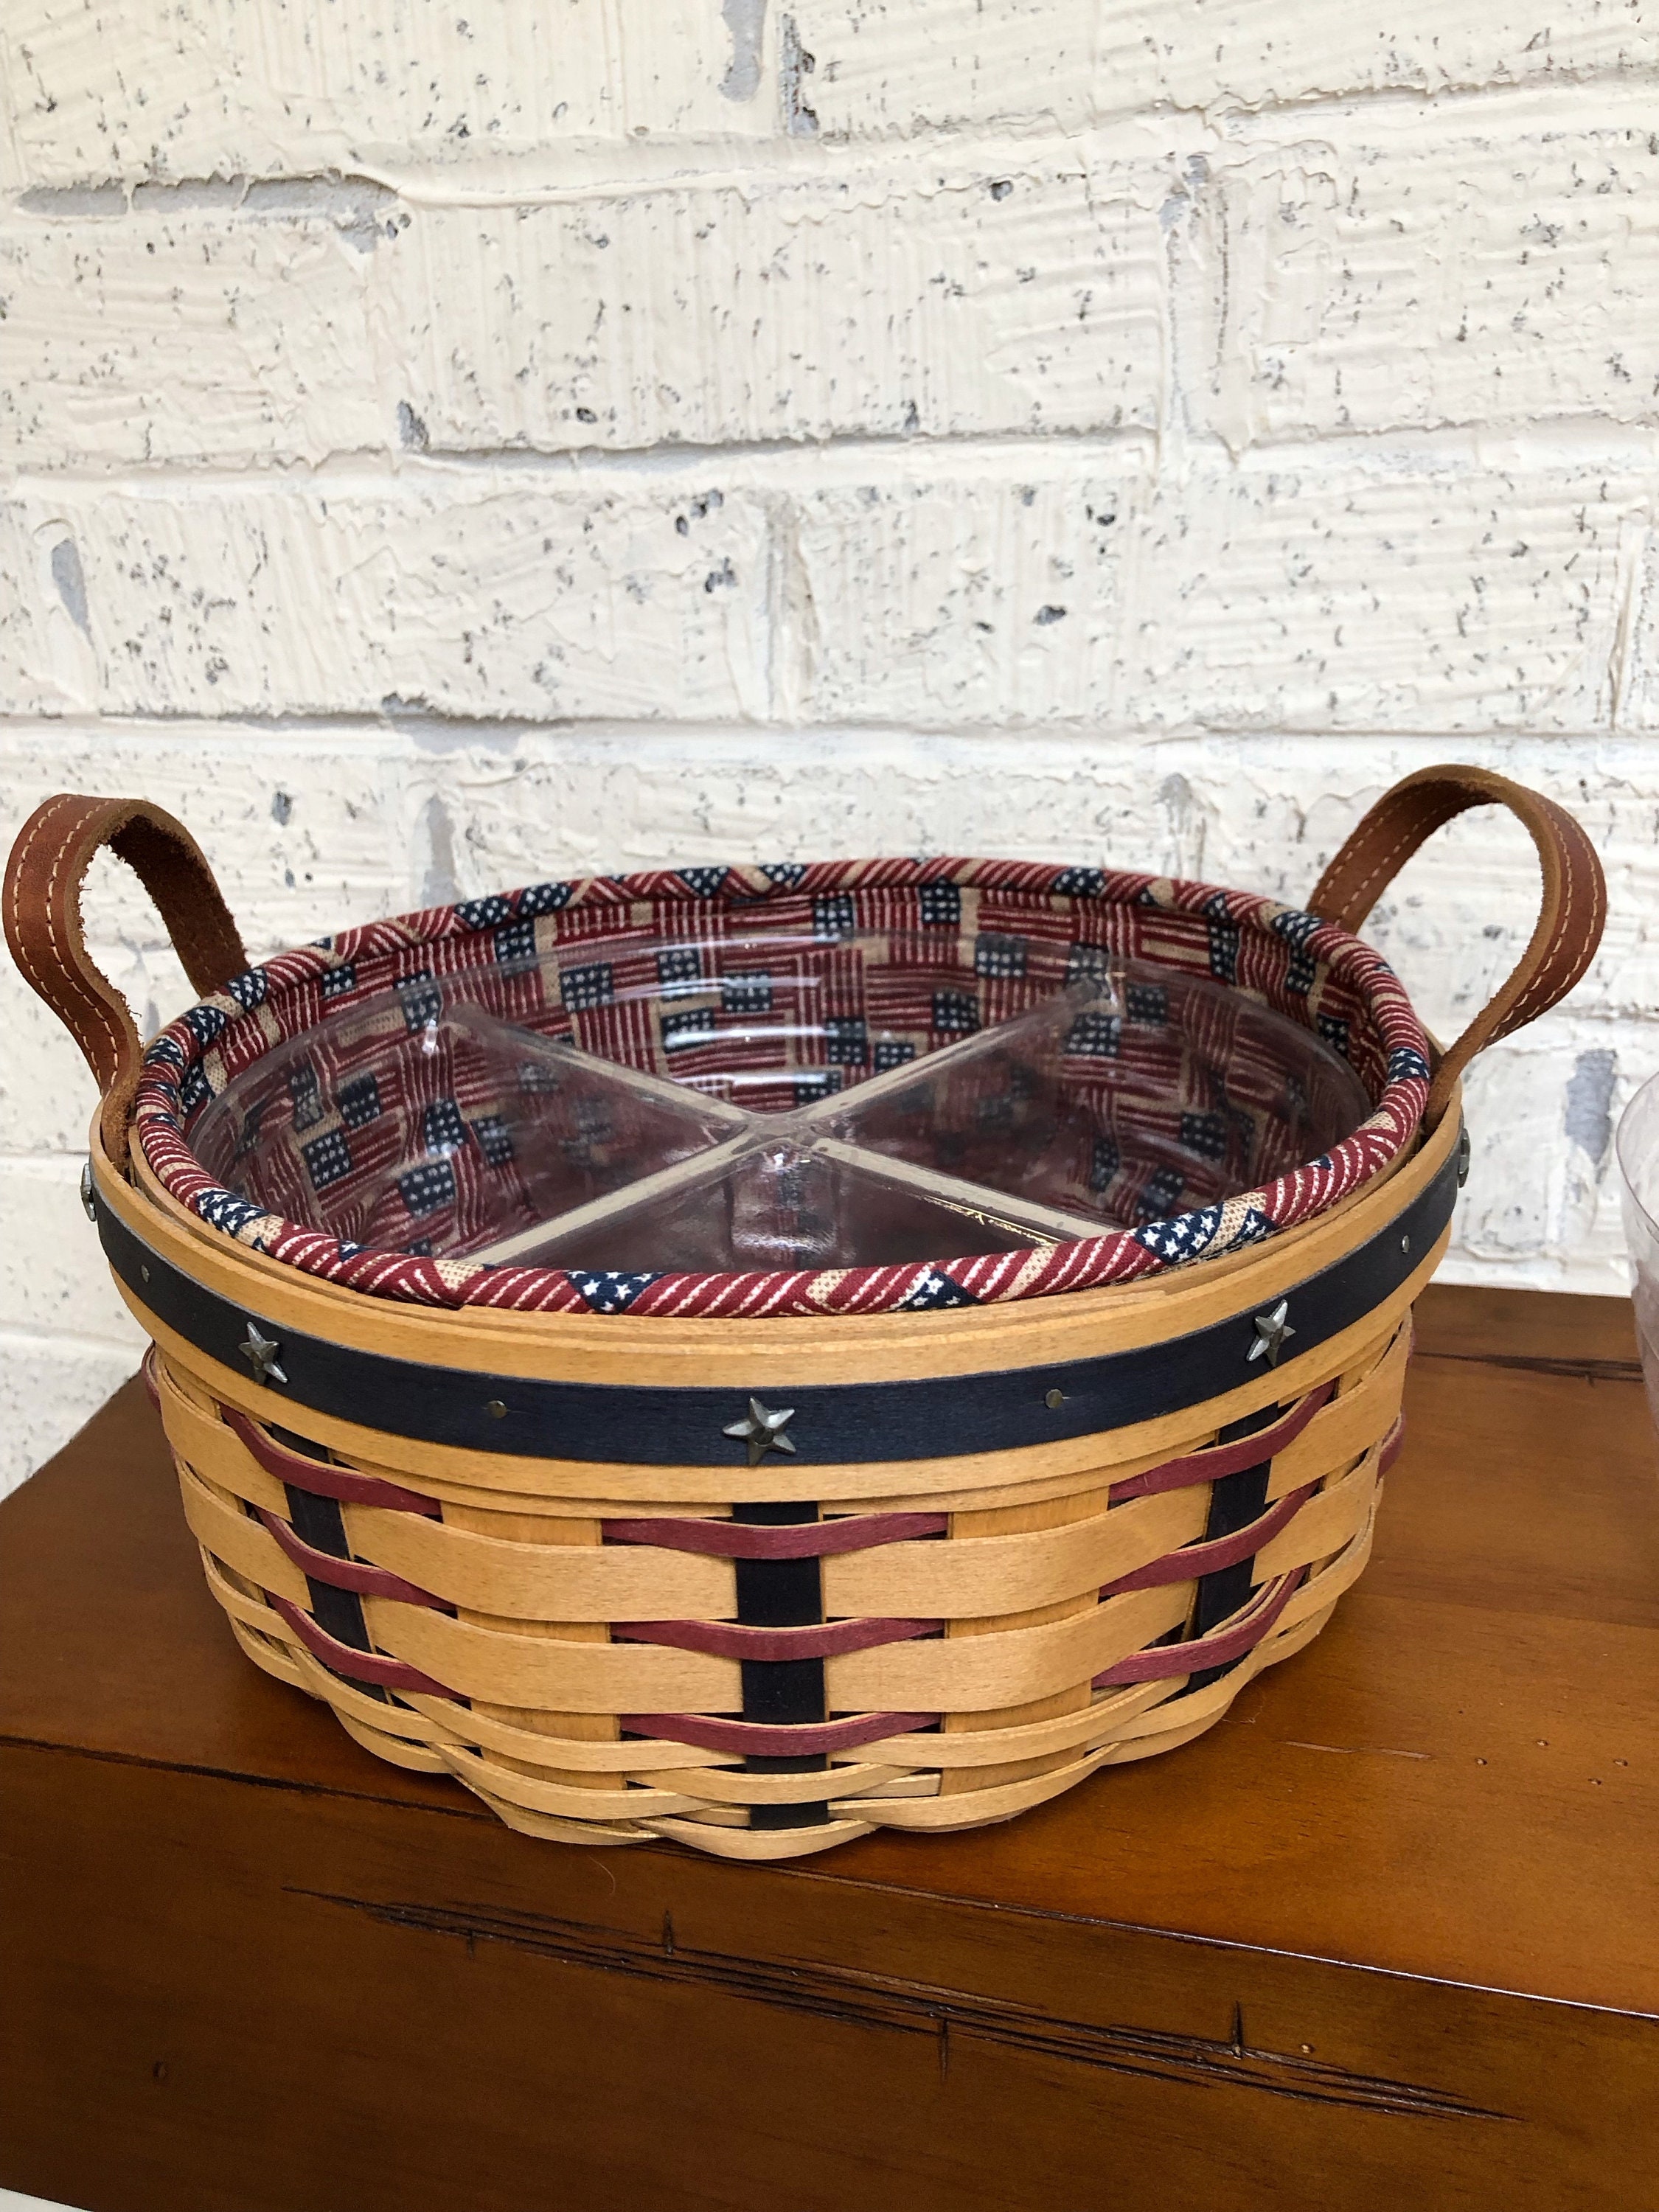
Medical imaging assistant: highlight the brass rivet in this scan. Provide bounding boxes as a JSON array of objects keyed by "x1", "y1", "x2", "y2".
[
  {"x1": 484, "y1": 1399, "x2": 507, "y2": 1419},
  {"x1": 1044, "y1": 1387, "x2": 1066, "y2": 1410}
]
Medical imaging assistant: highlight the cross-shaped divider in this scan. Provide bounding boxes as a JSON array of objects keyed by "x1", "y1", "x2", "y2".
[{"x1": 467, "y1": 978, "x2": 1115, "y2": 1274}]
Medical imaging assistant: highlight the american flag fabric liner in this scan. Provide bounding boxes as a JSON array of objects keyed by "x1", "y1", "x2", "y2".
[{"x1": 133, "y1": 855, "x2": 1431, "y2": 1320}]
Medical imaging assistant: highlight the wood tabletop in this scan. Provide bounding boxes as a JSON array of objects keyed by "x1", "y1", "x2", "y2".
[{"x1": 2, "y1": 1283, "x2": 1655, "y2": 2212}]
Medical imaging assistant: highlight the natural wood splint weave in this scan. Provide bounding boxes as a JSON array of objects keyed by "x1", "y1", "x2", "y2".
[
  {"x1": 4, "y1": 769, "x2": 1606, "y2": 1859},
  {"x1": 151, "y1": 1329, "x2": 1409, "y2": 1854},
  {"x1": 116, "y1": 1108, "x2": 1439, "y2": 1859}
]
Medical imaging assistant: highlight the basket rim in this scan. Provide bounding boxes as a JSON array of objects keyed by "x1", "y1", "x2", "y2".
[
  {"x1": 132, "y1": 853, "x2": 1433, "y2": 1321},
  {"x1": 100, "y1": 1126, "x2": 1456, "y2": 1471},
  {"x1": 97, "y1": 1099, "x2": 1456, "y2": 1399}
]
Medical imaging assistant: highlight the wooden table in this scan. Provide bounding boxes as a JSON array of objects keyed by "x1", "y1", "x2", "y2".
[{"x1": 2, "y1": 1284, "x2": 1655, "y2": 2212}]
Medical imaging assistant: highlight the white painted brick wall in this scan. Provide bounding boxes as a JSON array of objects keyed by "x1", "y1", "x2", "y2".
[
  {"x1": 1, "y1": 472, "x2": 777, "y2": 718},
  {"x1": 1186, "y1": 94, "x2": 1659, "y2": 447},
  {"x1": 3, "y1": 2, "x2": 1656, "y2": 1504}
]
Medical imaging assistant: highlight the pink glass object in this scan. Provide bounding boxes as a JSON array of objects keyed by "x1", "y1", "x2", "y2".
[{"x1": 1615, "y1": 1071, "x2": 1659, "y2": 1437}]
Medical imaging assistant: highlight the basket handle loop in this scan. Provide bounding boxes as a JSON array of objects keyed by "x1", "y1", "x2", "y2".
[
  {"x1": 3, "y1": 793, "x2": 248, "y2": 1161},
  {"x1": 1310, "y1": 764, "x2": 1605, "y2": 1133}
]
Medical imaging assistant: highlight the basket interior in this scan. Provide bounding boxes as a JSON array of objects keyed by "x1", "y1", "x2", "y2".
[{"x1": 188, "y1": 901, "x2": 1371, "y2": 1275}]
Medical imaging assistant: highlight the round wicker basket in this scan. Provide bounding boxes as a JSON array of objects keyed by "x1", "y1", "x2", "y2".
[{"x1": 4, "y1": 766, "x2": 1604, "y2": 1859}]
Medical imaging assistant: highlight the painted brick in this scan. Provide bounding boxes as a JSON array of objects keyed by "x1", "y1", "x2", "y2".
[
  {"x1": 0, "y1": 185, "x2": 387, "y2": 468},
  {"x1": 790, "y1": 2, "x2": 1096, "y2": 140},
  {"x1": 0, "y1": 945, "x2": 206, "y2": 1162},
  {"x1": 0, "y1": 1147, "x2": 147, "y2": 1490},
  {"x1": 6, "y1": 153, "x2": 1168, "y2": 467},
  {"x1": 1, "y1": 0, "x2": 782, "y2": 189},
  {"x1": 798, "y1": 0, "x2": 1656, "y2": 138},
  {"x1": 0, "y1": 1157, "x2": 147, "y2": 1344},
  {"x1": 779, "y1": 443, "x2": 1646, "y2": 732},
  {"x1": 15, "y1": 0, "x2": 1649, "y2": 191},
  {"x1": 0, "y1": 726, "x2": 414, "y2": 944},
  {"x1": 18, "y1": 448, "x2": 1628, "y2": 734},
  {"x1": 394, "y1": 153, "x2": 1168, "y2": 451},
  {"x1": 0, "y1": 475, "x2": 773, "y2": 720},
  {"x1": 1120, "y1": 451, "x2": 1649, "y2": 734},
  {"x1": 1094, "y1": 0, "x2": 1658, "y2": 115},
  {"x1": 1620, "y1": 525, "x2": 1659, "y2": 734},
  {"x1": 1188, "y1": 100, "x2": 1659, "y2": 446},
  {"x1": 7, "y1": 722, "x2": 1649, "y2": 1031},
  {"x1": 786, "y1": 444, "x2": 1150, "y2": 725}
]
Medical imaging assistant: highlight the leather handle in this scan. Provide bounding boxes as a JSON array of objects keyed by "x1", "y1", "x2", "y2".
[
  {"x1": 1309, "y1": 765, "x2": 1605, "y2": 1132},
  {"x1": 4, "y1": 794, "x2": 248, "y2": 1160}
]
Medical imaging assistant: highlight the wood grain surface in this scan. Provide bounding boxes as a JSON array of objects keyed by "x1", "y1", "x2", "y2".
[{"x1": 1, "y1": 1284, "x2": 1655, "y2": 2212}]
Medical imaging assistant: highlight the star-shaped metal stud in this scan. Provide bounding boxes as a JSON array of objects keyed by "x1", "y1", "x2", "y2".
[
  {"x1": 237, "y1": 1321, "x2": 288, "y2": 1388},
  {"x1": 1247, "y1": 1298, "x2": 1295, "y2": 1369},
  {"x1": 723, "y1": 1395, "x2": 797, "y2": 1467}
]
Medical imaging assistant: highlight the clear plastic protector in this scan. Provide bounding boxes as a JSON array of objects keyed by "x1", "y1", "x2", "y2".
[{"x1": 191, "y1": 925, "x2": 1370, "y2": 1273}]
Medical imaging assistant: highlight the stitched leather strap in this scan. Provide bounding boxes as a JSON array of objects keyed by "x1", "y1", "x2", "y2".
[
  {"x1": 1310, "y1": 765, "x2": 1605, "y2": 1130},
  {"x1": 4, "y1": 794, "x2": 247, "y2": 1159}
]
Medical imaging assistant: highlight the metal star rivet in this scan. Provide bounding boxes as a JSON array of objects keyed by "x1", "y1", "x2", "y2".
[
  {"x1": 723, "y1": 1395, "x2": 797, "y2": 1467},
  {"x1": 237, "y1": 1321, "x2": 288, "y2": 1388},
  {"x1": 1248, "y1": 1299, "x2": 1295, "y2": 1369},
  {"x1": 79, "y1": 1158, "x2": 97, "y2": 1222}
]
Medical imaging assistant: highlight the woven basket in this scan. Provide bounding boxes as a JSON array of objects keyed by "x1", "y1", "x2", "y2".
[{"x1": 4, "y1": 767, "x2": 1603, "y2": 1860}]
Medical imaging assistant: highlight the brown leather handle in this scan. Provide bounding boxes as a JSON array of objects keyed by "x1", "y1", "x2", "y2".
[
  {"x1": 4, "y1": 794, "x2": 248, "y2": 1160},
  {"x1": 1310, "y1": 765, "x2": 1605, "y2": 1132}
]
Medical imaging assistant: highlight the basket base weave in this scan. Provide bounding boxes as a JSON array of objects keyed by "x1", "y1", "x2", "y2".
[{"x1": 220, "y1": 1571, "x2": 1357, "y2": 1860}]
